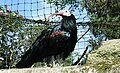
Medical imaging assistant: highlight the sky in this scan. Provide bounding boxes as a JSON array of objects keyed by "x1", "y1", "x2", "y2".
[{"x1": 1, "y1": 0, "x2": 93, "y2": 62}]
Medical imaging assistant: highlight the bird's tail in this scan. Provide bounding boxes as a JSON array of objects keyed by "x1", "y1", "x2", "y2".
[{"x1": 16, "y1": 50, "x2": 35, "y2": 68}]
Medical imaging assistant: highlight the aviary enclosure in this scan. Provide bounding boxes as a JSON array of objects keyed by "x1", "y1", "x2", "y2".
[{"x1": 0, "y1": 0, "x2": 120, "y2": 68}]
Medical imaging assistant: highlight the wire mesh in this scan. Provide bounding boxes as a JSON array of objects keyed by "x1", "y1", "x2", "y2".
[{"x1": 0, "y1": 0, "x2": 120, "y2": 68}]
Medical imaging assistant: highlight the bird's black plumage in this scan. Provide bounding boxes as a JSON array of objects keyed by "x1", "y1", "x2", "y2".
[{"x1": 16, "y1": 14, "x2": 77, "y2": 68}]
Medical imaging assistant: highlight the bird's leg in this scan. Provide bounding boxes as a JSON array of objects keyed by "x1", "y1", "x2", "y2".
[
  {"x1": 56, "y1": 58, "x2": 64, "y2": 67},
  {"x1": 48, "y1": 56, "x2": 64, "y2": 67},
  {"x1": 55, "y1": 55, "x2": 64, "y2": 67},
  {"x1": 43, "y1": 57, "x2": 51, "y2": 67},
  {"x1": 52, "y1": 56, "x2": 56, "y2": 67},
  {"x1": 46, "y1": 56, "x2": 56, "y2": 67}
]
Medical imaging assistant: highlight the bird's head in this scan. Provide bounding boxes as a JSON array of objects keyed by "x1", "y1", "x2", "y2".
[
  {"x1": 47, "y1": 10, "x2": 71, "y2": 21},
  {"x1": 52, "y1": 10, "x2": 71, "y2": 17}
]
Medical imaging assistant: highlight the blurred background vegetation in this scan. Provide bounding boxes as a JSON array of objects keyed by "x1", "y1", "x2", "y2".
[{"x1": 0, "y1": 0, "x2": 120, "y2": 68}]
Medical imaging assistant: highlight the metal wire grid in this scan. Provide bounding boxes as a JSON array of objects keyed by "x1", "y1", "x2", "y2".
[{"x1": 0, "y1": 0, "x2": 120, "y2": 68}]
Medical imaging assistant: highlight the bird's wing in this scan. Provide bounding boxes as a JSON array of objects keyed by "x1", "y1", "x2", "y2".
[
  {"x1": 29, "y1": 25, "x2": 71, "y2": 59},
  {"x1": 31, "y1": 25, "x2": 70, "y2": 49}
]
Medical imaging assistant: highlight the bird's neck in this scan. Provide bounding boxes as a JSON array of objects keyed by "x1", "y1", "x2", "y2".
[{"x1": 61, "y1": 16, "x2": 77, "y2": 35}]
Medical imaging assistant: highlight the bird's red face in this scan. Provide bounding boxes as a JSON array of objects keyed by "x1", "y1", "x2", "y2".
[
  {"x1": 47, "y1": 10, "x2": 71, "y2": 21},
  {"x1": 53, "y1": 10, "x2": 71, "y2": 16}
]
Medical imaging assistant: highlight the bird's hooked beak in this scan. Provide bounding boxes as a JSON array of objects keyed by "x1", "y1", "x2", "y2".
[{"x1": 46, "y1": 10, "x2": 71, "y2": 21}]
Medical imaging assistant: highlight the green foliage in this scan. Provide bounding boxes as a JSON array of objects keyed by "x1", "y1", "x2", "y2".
[
  {"x1": 0, "y1": 6, "x2": 3, "y2": 10},
  {"x1": 0, "y1": 5, "x2": 48, "y2": 68},
  {"x1": 81, "y1": 0, "x2": 120, "y2": 17},
  {"x1": 47, "y1": 0, "x2": 79, "y2": 11},
  {"x1": 81, "y1": 0, "x2": 120, "y2": 39},
  {"x1": 80, "y1": 0, "x2": 120, "y2": 50}
]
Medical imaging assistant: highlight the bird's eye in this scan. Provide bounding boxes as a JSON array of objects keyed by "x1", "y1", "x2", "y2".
[{"x1": 65, "y1": 10, "x2": 68, "y2": 13}]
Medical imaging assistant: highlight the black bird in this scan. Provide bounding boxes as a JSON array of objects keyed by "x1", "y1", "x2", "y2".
[{"x1": 16, "y1": 10, "x2": 77, "y2": 68}]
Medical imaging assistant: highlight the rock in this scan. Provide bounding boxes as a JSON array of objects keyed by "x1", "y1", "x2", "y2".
[{"x1": 86, "y1": 39, "x2": 120, "y2": 73}]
